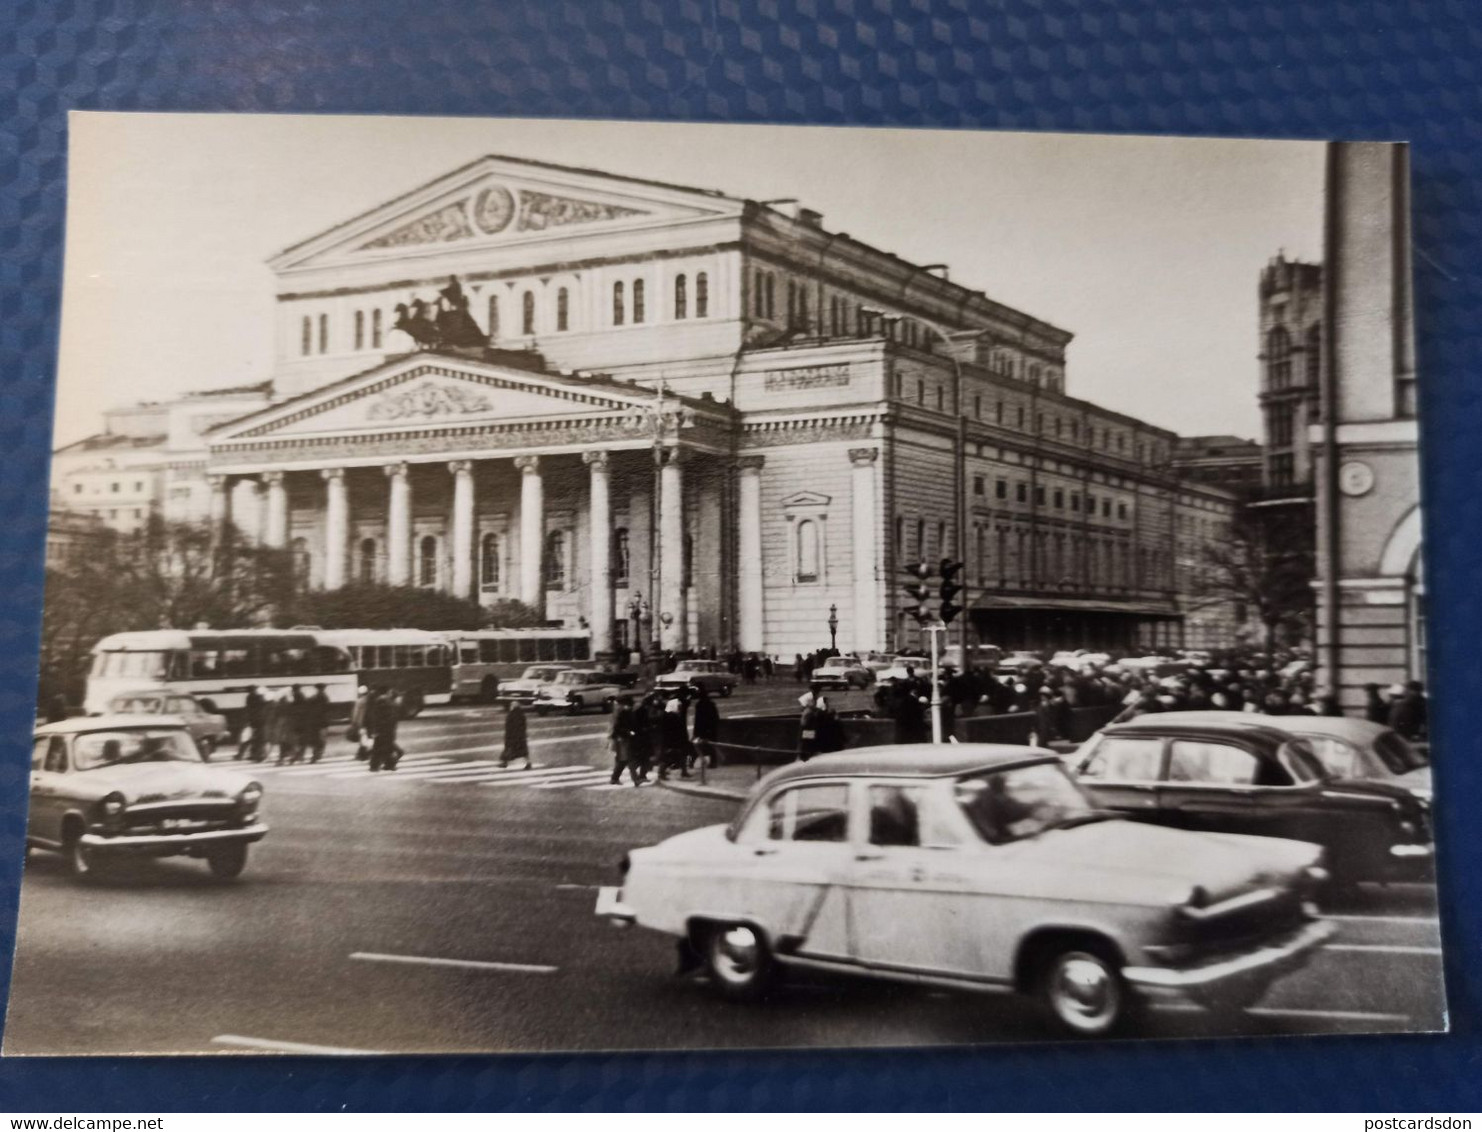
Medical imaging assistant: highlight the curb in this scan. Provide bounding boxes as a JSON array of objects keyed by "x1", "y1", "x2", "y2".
[{"x1": 655, "y1": 777, "x2": 749, "y2": 803}]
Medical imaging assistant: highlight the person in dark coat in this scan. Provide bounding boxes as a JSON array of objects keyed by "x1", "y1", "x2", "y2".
[
  {"x1": 892, "y1": 682, "x2": 928, "y2": 745},
  {"x1": 609, "y1": 695, "x2": 641, "y2": 785},
  {"x1": 280, "y1": 687, "x2": 308, "y2": 765},
  {"x1": 238, "y1": 686, "x2": 267, "y2": 761},
  {"x1": 301, "y1": 683, "x2": 331, "y2": 763},
  {"x1": 499, "y1": 699, "x2": 531, "y2": 770},
  {"x1": 1388, "y1": 681, "x2": 1428, "y2": 741},
  {"x1": 658, "y1": 697, "x2": 691, "y2": 780},
  {"x1": 797, "y1": 699, "x2": 822, "y2": 761},
  {"x1": 1033, "y1": 688, "x2": 1073, "y2": 747},
  {"x1": 369, "y1": 689, "x2": 402, "y2": 772},
  {"x1": 690, "y1": 685, "x2": 720, "y2": 772},
  {"x1": 44, "y1": 693, "x2": 69, "y2": 724},
  {"x1": 628, "y1": 694, "x2": 653, "y2": 783},
  {"x1": 1363, "y1": 683, "x2": 1389, "y2": 725}
]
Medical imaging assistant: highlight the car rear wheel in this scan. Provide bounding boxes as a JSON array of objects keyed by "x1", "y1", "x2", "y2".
[
  {"x1": 719, "y1": 685, "x2": 732, "y2": 698},
  {"x1": 1037, "y1": 946, "x2": 1129, "y2": 1037},
  {"x1": 568, "y1": 700, "x2": 583, "y2": 716},
  {"x1": 206, "y1": 843, "x2": 248, "y2": 881},
  {"x1": 602, "y1": 698, "x2": 615, "y2": 713},
  {"x1": 701, "y1": 922, "x2": 778, "y2": 1001}
]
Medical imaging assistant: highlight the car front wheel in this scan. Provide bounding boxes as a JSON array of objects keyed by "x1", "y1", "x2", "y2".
[
  {"x1": 207, "y1": 843, "x2": 249, "y2": 880},
  {"x1": 1037, "y1": 946, "x2": 1129, "y2": 1037},
  {"x1": 66, "y1": 835, "x2": 96, "y2": 880},
  {"x1": 700, "y1": 922, "x2": 778, "y2": 1001}
]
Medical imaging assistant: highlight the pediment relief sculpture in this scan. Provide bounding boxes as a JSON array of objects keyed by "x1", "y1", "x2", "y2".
[
  {"x1": 366, "y1": 379, "x2": 494, "y2": 422},
  {"x1": 358, "y1": 183, "x2": 649, "y2": 251}
]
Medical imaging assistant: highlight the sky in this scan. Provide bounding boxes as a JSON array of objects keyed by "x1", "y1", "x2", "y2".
[{"x1": 53, "y1": 112, "x2": 1324, "y2": 447}]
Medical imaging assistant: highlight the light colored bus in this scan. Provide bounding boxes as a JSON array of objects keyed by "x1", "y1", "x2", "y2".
[
  {"x1": 441, "y1": 629, "x2": 594, "y2": 702},
  {"x1": 84, "y1": 630, "x2": 357, "y2": 725},
  {"x1": 313, "y1": 629, "x2": 455, "y2": 717}
]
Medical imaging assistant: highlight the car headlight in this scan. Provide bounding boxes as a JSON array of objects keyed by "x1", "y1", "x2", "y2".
[
  {"x1": 238, "y1": 782, "x2": 263, "y2": 811},
  {"x1": 100, "y1": 791, "x2": 127, "y2": 818}
]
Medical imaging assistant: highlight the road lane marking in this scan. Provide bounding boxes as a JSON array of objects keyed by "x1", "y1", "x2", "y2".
[
  {"x1": 350, "y1": 951, "x2": 557, "y2": 974},
  {"x1": 479, "y1": 766, "x2": 606, "y2": 787},
  {"x1": 212, "y1": 1034, "x2": 386, "y2": 1055},
  {"x1": 1322, "y1": 914, "x2": 1439, "y2": 926},
  {"x1": 317, "y1": 757, "x2": 456, "y2": 779},
  {"x1": 532, "y1": 772, "x2": 616, "y2": 789},
  {"x1": 1324, "y1": 944, "x2": 1443, "y2": 955}
]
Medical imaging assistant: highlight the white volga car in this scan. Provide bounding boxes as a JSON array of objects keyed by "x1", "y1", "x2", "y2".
[{"x1": 596, "y1": 745, "x2": 1334, "y2": 1036}]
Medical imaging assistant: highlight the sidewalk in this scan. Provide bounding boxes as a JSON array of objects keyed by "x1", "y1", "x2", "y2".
[{"x1": 656, "y1": 761, "x2": 771, "y2": 802}]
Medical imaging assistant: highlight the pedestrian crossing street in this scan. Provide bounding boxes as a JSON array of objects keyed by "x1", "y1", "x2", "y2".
[{"x1": 235, "y1": 750, "x2": 635, "y2": 792}]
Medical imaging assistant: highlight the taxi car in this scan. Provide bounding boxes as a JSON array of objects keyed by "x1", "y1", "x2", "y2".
[
  {"x1": 655, "y1": 660, "x2": 739, "y2": 697},
  {"x1": 596, "y1": 745, "x2": 1333, "y2": 1036},
  {"x1": 533, "y1": 669, "x2": 624, "y2": 715},
  {"x1": 810, "y1": 655, "x2": 874, "y2": 690},
  {"x1": 108, "y1": 691, "x2": 232, "y2": 757},
  {"x1": 497, "y1": 664, "x2": 572, "y2": 704},
  {"x1": 28, "y1": 715, "x2": 268, "y2": 881},
  {"x1": 1071, "y1": 714, "x2": 1433, "y2": 886}
]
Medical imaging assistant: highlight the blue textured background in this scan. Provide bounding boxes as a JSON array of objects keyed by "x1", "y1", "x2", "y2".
[{"x1": 0, "y1": 0, "x2": 1478, "y2": 1112}]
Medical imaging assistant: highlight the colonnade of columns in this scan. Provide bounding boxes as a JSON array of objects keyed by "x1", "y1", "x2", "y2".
[{"x1": 207, "y1": 441, "x2": 884, "y2": 657}]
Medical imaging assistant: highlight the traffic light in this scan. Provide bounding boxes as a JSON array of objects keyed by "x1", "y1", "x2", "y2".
[
  {"x1": 902, "y1": 560, "x2": 933, "y2": 623},
  {"x1": 938, "y1": 559, "x2": 965, "y2": 624}
]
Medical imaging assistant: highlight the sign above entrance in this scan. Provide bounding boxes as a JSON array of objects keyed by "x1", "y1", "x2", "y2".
[{"x1": 763, "y1": 363, "x2": 851, "y2": 393}]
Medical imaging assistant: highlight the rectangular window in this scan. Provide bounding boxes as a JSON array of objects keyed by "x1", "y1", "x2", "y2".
[
  {"x1": 354, "y1": 310, "x2": 364, "y2": 350},
  {"x1": 1053, "y1": 489, "x2": 1063, "y2": 508},
  {"x1": 318, "y1": 313, "x2": 328, "y2": 354},
  {"x1": 301, "y1": 316, "x2": 311, "y2": 356},
  {"x1": 695, "y1": 272, "x2": 709, "y2": 318},
  {"x1": 1017, "y1": 406, "x2": 1025, "y2": 428},
  {"x1": 1070, "y1": 493, "x2": 1080, "y2": 512},
  {"x1": 935, "y1": 387, "x2": 944, "y2": 411},
  {"x1": 633, "y1": 278, "x2": 645, "y2": 324},
  {"x1": 372, "y1": 307, "x2": 383, "y2": 348},
  {"x1": 1118, "y1": 502, "x2": 1128, "y2": 520},
  {"x1": 973, "y1": 475, "x2": 985, "y2": 496},
  {"x1": 1016, "y1": 482, "x2": 1027, "y2": 503},
  {"x1": 974, "y1": 394, "x2": 982, "y2": 419},
  {"x1": 917, "y1": 380, "x2": 925, "y2": 405},
  {"x1": 1035, "y1": 485, "x2": 1045, "y2": 506},
  {"x1": 996, "y1": 479, "x2": 1007, "y2": 499}
]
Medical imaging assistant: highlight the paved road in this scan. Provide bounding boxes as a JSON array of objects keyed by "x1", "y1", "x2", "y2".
[{"x1": 3, "y1": 698, "x2": 1447, "y2": 1055}]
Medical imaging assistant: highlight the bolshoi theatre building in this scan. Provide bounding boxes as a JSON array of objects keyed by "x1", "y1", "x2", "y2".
[{"x1": 54, "y1": 155, "x2": 1244, "y2": 659}]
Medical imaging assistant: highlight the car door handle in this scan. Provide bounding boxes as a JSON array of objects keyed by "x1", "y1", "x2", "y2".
[
  {"x1": 854, "y1": 850, "x2": 885, "y2": 861},
  {"x1": 753, "y1": 846, "x2": 779, "y2": 857}
]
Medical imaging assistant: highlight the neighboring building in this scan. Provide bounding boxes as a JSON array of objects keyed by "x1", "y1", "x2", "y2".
[
  {"x1": 1314, "y1": 142, "x2": 1426, "y2": 709},
  {"x1": 1173, "y1": 434, "x2": 1263, "y2": 494},
  {"x1": 1258, "y1": 254, "x2": 1323, "y2": 495},
  {"x1": 50, "y1": 383, "x2": 275, "y2": 533},
  {"x1": 68, "y1": 155, "x2": 1243, "y2": 655}
]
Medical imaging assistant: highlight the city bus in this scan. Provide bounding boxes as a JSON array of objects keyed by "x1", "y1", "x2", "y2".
[
  {"x1": 442, "y1": 628, "x2": 594, "y2": 702},
  {"x1": 84, "y1": 629, "x2": 357, "y2": 726},
  {"x1": 313, "y1": 629, "x2": 455, "y2": 717}
]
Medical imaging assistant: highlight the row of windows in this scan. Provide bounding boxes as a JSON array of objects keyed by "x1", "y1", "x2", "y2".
[
  {"x1": 1265, "y1": 323, "x2": 1322, "y2": 391},
  {"x1": 71, "y1": 480, "x2": 146, "y2": 495},
  {"x1": 969, "y1": 477, "x2": 1133, "y2": 519}
]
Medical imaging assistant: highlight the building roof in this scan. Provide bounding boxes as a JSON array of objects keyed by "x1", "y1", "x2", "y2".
[{"x1": 53, "y1": 432, "x2": 167, "y2": 455}]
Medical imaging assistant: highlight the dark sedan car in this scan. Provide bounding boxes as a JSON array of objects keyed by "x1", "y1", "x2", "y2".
[{"x1": 1071, "y1": 714, "x2": 1433, "y2": 887}]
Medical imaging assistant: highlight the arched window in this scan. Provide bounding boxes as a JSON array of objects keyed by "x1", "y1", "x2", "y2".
[
  {"x1": 1267, "y1": 325, "x2": 1292, "y2": 390},
  {"x1": 613, "y1": 281, "x2": 625, "y2": 326},
  {"x1": 674, "y1": 274, "x2": 687, "y2": 320},
  {"x1": 915, "y1": 518, "x2": 926, "y2": 561},
  {"x1": 301, "y1": 316, "x2": 312, "y2": 356},
  {"x1": 544, "y1": 531, "x2": 567, "y2": 589},
  {"x1": 354, "y1": 310, "x2": 364, "y2": 350},
  {"x1": 291, "y1": 537, "x2": 310, "y2": 588},
  {"x1": 318, "y1": 313, "x2": 328, "y2": 354},
  {"x1": 556, "y1": 288, "x2": 569, "y2": 332},
  {"x1": 480, "y1": 533, "x2": 500, "y2": 588},
  {"x1": 522, "y1": 291, "x2": 535, "y2": 336},
  {"x1": 632, "y1": 278, "x2": 645, "y2": 324},
  {"x1": 419, "y1": 535, "x2": 438, "y2": 587},
  {"x1": 359, "y1": 538, "x2": 377, "y2": 584},
  {"x1": 372, "y1": 308, "x2": 383, "y2": 349},
  {"x1": 487, "y1": 295, "x2": 499, "y2": 340},
  {"x1": 795, "y1": 519, "x2": 820, "y2": 583},
  {"x1": 612, "y1": 527, "x2": 630, "y2": 585},
  {"x1": 695, "y1": 272, "x2": 708, "y2": 318}
]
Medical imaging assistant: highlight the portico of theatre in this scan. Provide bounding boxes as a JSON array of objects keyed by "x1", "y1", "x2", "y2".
[{"x1": 201, "y1": 154, "x2": 1241, "y2": 659}]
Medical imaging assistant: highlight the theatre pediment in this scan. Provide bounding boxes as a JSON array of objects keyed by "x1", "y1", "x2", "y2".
[
  {"x1": 271, "y1": 155, "x2": 743, "y2": 271},
  {"x1": 210, "y1": 359, "x2": 654, "y2": 444}
]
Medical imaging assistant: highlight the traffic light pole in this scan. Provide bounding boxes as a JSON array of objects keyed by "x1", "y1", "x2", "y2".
[{"x1": 927, "y1": 622, "x2": 944, "y2": 744}]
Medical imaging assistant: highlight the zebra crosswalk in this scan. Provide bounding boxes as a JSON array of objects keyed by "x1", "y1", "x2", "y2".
[{"x1": 234, "y1": 750, "x2": 626, "y2": 792}]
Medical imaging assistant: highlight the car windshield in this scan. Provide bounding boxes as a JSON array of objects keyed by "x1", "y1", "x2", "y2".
[
  {"x1": 954, "y1": 762, "x2": 1099, "y2": 845},
  {"x1": 72, "y1": 729, "x2": 203, "y2": 771},
  {"x1": 522, "y1": 667, "x2": 559, "y2": 680},
  {"x1": 1372, "y1": 730, "x2": 1428, "y2": 773},
  {"x1": 112, "y1": 695, "x2": 165, "y2": 713}
]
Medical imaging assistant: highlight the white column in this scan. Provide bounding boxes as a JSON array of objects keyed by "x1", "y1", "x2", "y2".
[
  {"x1": 449, "y1": 460, "x2": 475, "y2": 600},
  {"x1": 321, "y1": 468, "x2": 348, "y2": 590},
  {"x1": 583, "y1": 450, "x2": 613, "y2": 656},
  {"x1": 208, "y1": 475, "x2": 230, "y2": 529},
  {"x1": 515, "y1": 455, "x2": 543, "y2": 609},
  {"x1": 849, "y1": 447, "x2": 881, "y2": 653},
  {"x1": 263, "y1": 471, "x2": 289, "y2": 549},
  {"x1": 658, "y1": 446, "x2": 686, "y2": 651},
  {"x1": 384, "y1": 462, "x2": 411, "y2": 586},
  {"x1": 736, "y1": 455, "x2": 765, "y2": 654}
]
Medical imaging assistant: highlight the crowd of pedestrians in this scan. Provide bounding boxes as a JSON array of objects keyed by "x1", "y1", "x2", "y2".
[
  {"x1": 233, "y1": 684, "x2": 332, "y2": 765},
  {"x1": 599, "y1": 684, "x2": 723, "y2": 786}
]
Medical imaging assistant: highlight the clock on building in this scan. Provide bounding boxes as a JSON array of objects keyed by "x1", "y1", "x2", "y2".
[{"x1": 1338, "y1": 460, "x2": 1376, "y2": 497}]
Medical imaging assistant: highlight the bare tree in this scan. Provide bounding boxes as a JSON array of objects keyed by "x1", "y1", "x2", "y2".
[{"x1": 1190, "y1": 509, "x2": 1314, "y2": 651}]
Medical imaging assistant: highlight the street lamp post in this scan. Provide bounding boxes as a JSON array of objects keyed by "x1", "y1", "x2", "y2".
[
  {"x1": 622, "y1": 381, "x2": 695, "y2": 656},
  {"x1": 827, "y1": 603, "x2": 839, "y2": 653}
]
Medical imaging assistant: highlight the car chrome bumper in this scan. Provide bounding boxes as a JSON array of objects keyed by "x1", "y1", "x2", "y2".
[
  {"x1": 1123, "y1": 918, "x2": 1335, "y2": 992},
  {"x1": 81, "y1": 822, "x2": 269, "y2": 852},
  {"x1": 594, "y1": 886, "x2": 636, "y2": 926}
]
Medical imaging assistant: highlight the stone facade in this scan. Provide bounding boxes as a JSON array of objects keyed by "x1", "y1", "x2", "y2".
[
  {"x1": 1314, "y1": 142, "x2": 1426, "y2": 708},
  {"x1": 61, "y1": 154, "x2": 1244, "y2": 657}
]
